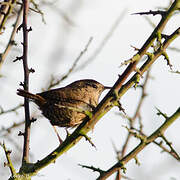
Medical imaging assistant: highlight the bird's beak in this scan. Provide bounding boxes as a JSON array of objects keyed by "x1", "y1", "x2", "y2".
[{"x1": 104, "y1": 86, "x2": 112, "y2": 89}]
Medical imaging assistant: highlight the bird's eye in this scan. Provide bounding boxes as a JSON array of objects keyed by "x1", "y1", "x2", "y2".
[
  {"x1": 92, "y1": 84, "x2": 97, "y2": 88},
  {"x1": 85, "y1": 82, "x2": 97, "y2": 89}
]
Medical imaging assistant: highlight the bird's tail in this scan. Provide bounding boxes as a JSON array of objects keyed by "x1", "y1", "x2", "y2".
[{"x1": 17, "y1": 89, "x2": 46, "y2": 106}]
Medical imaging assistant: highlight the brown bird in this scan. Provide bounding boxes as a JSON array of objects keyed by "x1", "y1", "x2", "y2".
[{"x1": 17, "y1": 79, "x2": 111, "y2": 143}]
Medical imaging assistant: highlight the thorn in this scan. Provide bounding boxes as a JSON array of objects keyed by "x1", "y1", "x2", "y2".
[
  {"x1": 119, "y1": 54, "x2": 140, "y2": 67},
  {"x1": 6, "y1": 150, "x2": 12, "y2": 155},
  {"x1": 18, "y1": 131, "x2": 24, "y2": 136},
  {"x1": 117, "y1": 101, "x2": 126, "y2": 114},
  {"x1": 31, "y1": 117, "x2": 37, "y2": 123},
  {"x1": 162, "y1": 51, "x2": 173, "y2": 70},
  {"x1": 17, "y1": 24, "x2": 23, "y2": 33},
  {"x1": 19, "y1": 82, "x2": 25, "y2": 87},
  {"x1": 135, "y1": 68, "x2": 143, "y2": 78},
  {"x1": 80, "y1": 133, "x2": 96, "y2": 149},
  {"x1": 121, "y1": 165, "x2": 127, "y2": 174},
  {"x1": 13, "y1": 56, "x2": 23, "y2": 62},
  {"x1": 133, "y1": 74, "x2": 141, "y2": 89},
  {"x1": 21, "y1": 42, "x2": 25, "y2": 46},
  {"x1": 29, "y1": 68, "x2": 35, "y2": 73},
  {"x1": 130, "y1": 45, "x2": 139, "y2": 51},
  {"x1": 132, "y1": 10, "x2": 166, "y2": 16},
  {"x1": 78, "y1": 164, "x2": 105, "y2": 174},
  {"x1": 156, "y1": 107, "x2": 168, "y2": 119},
  {"x1": 134, "y1": 156, "x2": 140, "y2": 166},
  {"x1": 161, "y1": 34, "x2": 169, "y2": 40},
  {"x1": 27, "y1": 26, "x2": 32, "y2": 32},
  {"x1": 159, "y1": 140, "x2": 163, "y2": 145},
  {"x1": 10, "y1": 40, "x2": 17, "y2": 46},
  {"x1": 1, "y1": 12, "x2": 6, "y2": 16},
  {"x1": 4, "y1": 162, "x2": 8, "y2": 167}
]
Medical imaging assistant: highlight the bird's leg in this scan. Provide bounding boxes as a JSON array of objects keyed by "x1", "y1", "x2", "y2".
[{"x1": 53, "y1": 126, "x2": 63, "y2": 144}]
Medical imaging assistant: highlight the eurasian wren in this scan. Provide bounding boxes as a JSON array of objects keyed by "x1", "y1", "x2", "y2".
[{"x1": 17, "y1": 79, "x2": 110, "y2": 128}]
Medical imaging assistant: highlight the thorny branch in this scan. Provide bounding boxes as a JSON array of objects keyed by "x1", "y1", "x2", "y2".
[
  {"x1": 20, "y1": 0, "x2": 31, "y2": 164},
  {"x1": 129, "y1": 127, "x2": 180, "y2": 161},
  {"x1": 160, "y1": 134, "x2": 180, "y2": 160},
  {"x1": 113, "y1": 70, "x2": 151, "y2": 180},
  {"x1": 121, "y1": 70, "x2": 150, "y2": 158},
  {"x1": 97, "y1": 107, "x2": 180, "y2": 180}
]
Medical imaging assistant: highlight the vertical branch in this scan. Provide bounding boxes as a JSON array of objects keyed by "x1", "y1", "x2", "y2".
[{"x1": 21, "y1": 0, "x2": 30, "y2": 163}]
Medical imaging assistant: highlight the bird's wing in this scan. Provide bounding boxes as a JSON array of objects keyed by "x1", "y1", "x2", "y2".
[{"x1": 38, "y1": 88, "x2": 95, "y2": 111}]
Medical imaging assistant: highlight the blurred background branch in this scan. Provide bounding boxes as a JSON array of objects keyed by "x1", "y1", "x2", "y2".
[{"x1": 0, "y1": 0, "x2": 179, "y2": 179}]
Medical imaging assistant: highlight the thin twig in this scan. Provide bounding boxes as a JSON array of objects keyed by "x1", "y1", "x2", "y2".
[
  {"x1": 1, "y1": 142, "x2": 17, "y2": 177},
  {"x1": 39, "y1": 0, "x2": 75, "y2": 25},
  {"x1": 0, "y1": 5, "x2": 23, "y2": 70},
  {"x1": 130, "y1": 127, "x2": 180, "y2": 161},
  {"x1": 46, "y1": 37, "x2": 93, "y2": 90},
  {"x1": 76, "y1": 10, "x2": 126, "y2": 71},
  {"x1": 161, "y1": 134, "x2": 180, "y2": 160},
  {"x1": 16, "y1": 0, "x2": 46, "y2": 23},
  {"x1": 0, "y1": 121, "x2": 24, "y2": 137},
  {"x1": 121, "y1": 70, "x2": 150, "y2": 158},
  {"x1": 0, "y1": 0, "x2": 16, "y2": 33},
  {"x1": 0, "y1": 104, "x2": 23, "y2": 116}
]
